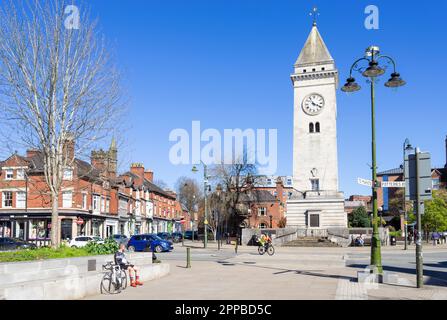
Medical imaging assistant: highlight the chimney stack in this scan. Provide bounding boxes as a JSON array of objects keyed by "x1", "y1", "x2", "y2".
[
  {"x1": 144, "y1": 170, "x2": 154, "y2": 182},
  {"x1": 130, "y1": 163, "x2": 145, "y2": 185},
  {"x1": 26, "y1": 149, "x2": 40, "y2": 159}
]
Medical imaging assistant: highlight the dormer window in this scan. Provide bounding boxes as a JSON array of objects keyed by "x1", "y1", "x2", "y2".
[
  {"x1": 17, "y1": 169, "x2": 25, "y2": 180},
  {"x1": 321, "y1": 67, "x2": 325, "y2": 71},
  {"x1": 303, "y1": 69, "x2": 307, "y2": 73},
  {"x1": 5, "y1": 169, "x2": 13, "y2": 180}
]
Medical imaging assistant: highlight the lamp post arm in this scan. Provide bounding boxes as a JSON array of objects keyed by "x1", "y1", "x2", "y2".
[
  {"x1": 377, "y1": 55, "x2": 397, "y2": 73},
  {"x1": 349, "y1": 57, "x2": 370, "y2": 77}
]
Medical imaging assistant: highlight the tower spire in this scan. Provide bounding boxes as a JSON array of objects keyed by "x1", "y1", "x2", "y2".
[{"x1": 310, "y1": 6, "x2": 319, "y2": 26}]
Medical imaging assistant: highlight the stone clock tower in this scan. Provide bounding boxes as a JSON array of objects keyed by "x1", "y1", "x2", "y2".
[
  {"x1": 287, "y1": 21, "x2": 347, "y2": 231},
  {"x1": 292, "y1": 23, "x2": 339, "y2": 192}
]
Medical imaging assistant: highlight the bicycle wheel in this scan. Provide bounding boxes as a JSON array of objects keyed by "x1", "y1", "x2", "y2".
[
  {"x1": 258, "y1": 245, "x2": 266, "y2": 255},
  {"x1": 267, "y1": 245, "x2": 275, "y2": 256},
  {"x1": 100, "y1": 272, "x2": 116, "y2": 294},
  {"x1": 119, "y1": 269, "x2": 128, "y2": 290}
]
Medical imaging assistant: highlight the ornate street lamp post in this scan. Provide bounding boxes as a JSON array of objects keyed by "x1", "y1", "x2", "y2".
[{"x1": 342, "y1": 46, "x2": 406, "y2": 273}]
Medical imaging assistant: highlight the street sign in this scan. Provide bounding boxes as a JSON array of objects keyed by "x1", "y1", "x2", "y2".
[
  {"x1": 357, "y1": 178, "x2": 373, "y2": 187},
  {"x1": 381, "y1": 181, "x2": 405, "y2": 188},
  {"x1": 405, "y1": 152, "x2": 432, "y2": 201}
]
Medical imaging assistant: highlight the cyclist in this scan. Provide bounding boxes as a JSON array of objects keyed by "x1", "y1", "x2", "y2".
[{"x1": 114, "y1": 243, "x2": 143, "y2": 287}]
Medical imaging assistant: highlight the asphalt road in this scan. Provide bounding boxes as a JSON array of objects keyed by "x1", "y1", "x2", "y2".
[{"x1": 345, "y1": 246, "x2": 447, "y2": 285}]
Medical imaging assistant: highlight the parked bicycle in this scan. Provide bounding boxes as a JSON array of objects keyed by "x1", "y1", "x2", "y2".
[{"x1": 100, "y1": 261, "x2": 127, "y2": 294}]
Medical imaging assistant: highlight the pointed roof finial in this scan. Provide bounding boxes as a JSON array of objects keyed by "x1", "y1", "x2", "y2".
[
  {"x1": 310, "y1": 6, "x2": 319, "y2": 26},
  {"x1": 110, "y1": 137, "x2": 117, "y2": 150}
]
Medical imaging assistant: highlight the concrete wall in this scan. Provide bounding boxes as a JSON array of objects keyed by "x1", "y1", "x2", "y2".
[{"x1": 0, "y1": 253, "x2": 169, "y2": 300}]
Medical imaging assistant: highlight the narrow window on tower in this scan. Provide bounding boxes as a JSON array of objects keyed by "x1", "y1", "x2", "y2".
[
  {"x1": 309, "y1": 123, "x2": 314, "y2": 133},
  {"x1": 316, "y1": 122, "x2": 320, "y2": 133},
  {"x1": 311, "y1": 179, "x2": 320, "y2": 191}
]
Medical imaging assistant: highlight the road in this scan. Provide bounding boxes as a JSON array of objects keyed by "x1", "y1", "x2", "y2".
[{"x1": 86, "y1": 243, "x2": 447, "y2": 300}]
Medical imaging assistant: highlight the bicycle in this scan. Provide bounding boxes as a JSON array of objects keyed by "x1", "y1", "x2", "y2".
[
  {"x1": 100, "y1": 261, "x2": 128, "y2": 294},
  {"x1": 257, "y1": 242, "x2": 275, "y2": 256}
]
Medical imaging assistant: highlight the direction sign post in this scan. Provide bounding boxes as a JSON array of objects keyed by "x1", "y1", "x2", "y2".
[{"x1": 404, "y1": 148, "x2": 432, "y2": 289}]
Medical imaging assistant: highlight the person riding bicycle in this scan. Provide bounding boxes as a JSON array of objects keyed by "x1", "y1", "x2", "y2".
[
  {"x1": 259, "y1": 233, "x2": 271, "y2": 247},
  {"x1": 114, "y1": 244, "x2": 143, "y2": 288}
]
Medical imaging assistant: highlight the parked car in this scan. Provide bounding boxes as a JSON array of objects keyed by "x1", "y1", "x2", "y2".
[
  {"x1": 127, "y1": 234, "x2": 173, "y2": 253},
  {"x1": 110, "y1": 234, "x2": 129, "y2": 245},
  {"x1": 183, "y1": 231, "x2": 198, "y2": 240},
  {"x1": 69, "y1": 236, "x2": 104, "y2": 248},
  {"x1": 157, "y1": 232, "x2": 173, "y2": 241},
  {"x1": 171, "y1": 232, "x2": 183, "y2": 243},
  {"x1": 0, "y1": 237, "x2": 37, "y2": 251}
]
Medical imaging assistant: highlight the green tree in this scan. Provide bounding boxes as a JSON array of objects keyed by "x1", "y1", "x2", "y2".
[
  {"x1": 422, "y1": 192, "x2": 447, "y2": 235},
  {"x1": 349, "y1": 206, "x2": 371, "y2": 228}
]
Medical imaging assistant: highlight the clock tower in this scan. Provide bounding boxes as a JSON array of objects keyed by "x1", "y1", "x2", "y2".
[
  {"x1": 292, "y1": 23, "x2": 340, "y2": 193},
  {"x1": 286, "y1": 18, "x2": 347, "y2": 231}
]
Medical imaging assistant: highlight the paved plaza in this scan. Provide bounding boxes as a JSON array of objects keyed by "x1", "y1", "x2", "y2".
[{"x1": 86, "y1": 243, "x2": 447, "y2": 300}]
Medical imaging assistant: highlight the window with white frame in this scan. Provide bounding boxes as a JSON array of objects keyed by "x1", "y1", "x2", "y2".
[
  {"x1": 2, "y1": 192, "x2": 12, "y2": 207},
  {"x1": 432, "y1": 178, "x2": 440, "y2": 190},
  {"x1": 16, "y1": 192, "x2": 26, "y2": 208},
  {"x1": 5, "y1": 169, "x2": 13, "y2": 180},
  {"x1": 258, "y1": 207, "x2": 267, "y2": 216},
  {"x1": 63, "y1": 169, "x2": 73, "y2": 180},
  {"x1": 106, "y1": 199, "x2": 110, "y2": 213},
  {"x1": 93, "y1": 195, "x2": 100, "y2": 212},
  {"x1": 135, "y1": 201, "x2": 141, "y2": 215},
  {"x1": 62, "y1": 191, "x2": 72, "y2": 208},
  {"x1": 82, "y1": 194, "x2": 87, "y2": 209},
  {"x1": 101, "y1": 197, "x2": 105, "y2": 212},
  {"x1": 17, "y1": 169, "x2": 25, "y2": 180}
]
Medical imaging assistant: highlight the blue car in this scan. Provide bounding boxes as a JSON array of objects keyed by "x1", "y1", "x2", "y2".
[{"x1": 127, "y1": 234, "x2": 173, "y2": 253}]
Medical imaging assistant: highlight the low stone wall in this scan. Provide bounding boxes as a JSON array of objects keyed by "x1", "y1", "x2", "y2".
[{"x1": 0, "y1": 253, "x2": 169, "y2": 300}]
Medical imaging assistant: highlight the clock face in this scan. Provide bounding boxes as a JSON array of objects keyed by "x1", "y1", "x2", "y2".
[{"x1": 302, "y1": 93, "x2": 325, "y2": 115}]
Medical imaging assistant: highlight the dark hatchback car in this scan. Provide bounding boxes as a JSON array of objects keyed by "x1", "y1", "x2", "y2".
[
  {"x1": 183, "y1": 231, "x2": 198, "y2": 240},
  {"x1": 0, "y1": 237, "x2": 37, "y2": 251}
]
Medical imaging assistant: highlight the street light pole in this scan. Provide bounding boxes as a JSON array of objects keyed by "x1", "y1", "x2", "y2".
[
  {"x1": 342, "y1": 46, "x2": 406, "y2": 274},
  {"x1": 402, "y1": 139, "x2": 413, "y2": 251},
  {"x1": 369, "y1": 76, "x2": 383, "y2": 272},
  {"x1": 192, "y1": 161, "x2": 209, "y2": 249}
]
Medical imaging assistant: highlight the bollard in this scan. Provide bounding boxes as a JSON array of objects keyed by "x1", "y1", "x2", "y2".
[
  {"x1": 186, "y1": 247, "x2": 191, "y2": 268},
  {"x1": 234, "y1": 240, "x2": 238, "y2": 255}
]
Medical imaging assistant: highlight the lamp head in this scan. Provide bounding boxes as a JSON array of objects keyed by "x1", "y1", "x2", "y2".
[
  {"x1": 191, "y1": 166, "x2": 199, "y2": 173},
  {"x1": 385, "y1": 72, "x2": 406, "y2": 88},
  {"x1": 362, "y1": 60, "x2": 385, "y2": 78},
  {"x1": 341, "y1": 77, "x2": 361, "y2": 93}
]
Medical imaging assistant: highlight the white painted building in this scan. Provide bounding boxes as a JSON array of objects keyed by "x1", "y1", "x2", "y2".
[{"x1": 286, "y1": 22, "x2": 347, "y2": 229}]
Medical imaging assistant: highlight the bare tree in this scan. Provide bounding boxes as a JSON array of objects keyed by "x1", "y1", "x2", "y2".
[
  {"x1": 209, "y1": 161, "x2": 261, "y2": 235},
  {"x1": 0, "y1": 0, "x2": 125, "y2": 247},
  {"x1": 175, "y1": 176, "x2": 202, "y2": 215}
]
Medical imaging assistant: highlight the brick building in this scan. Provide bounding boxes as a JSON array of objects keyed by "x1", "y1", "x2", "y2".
[
  {"x1": 0, "y1": 141, "x2": 187, "y2": 243},
  {"x1": 244, "y1": 176, "x2": 294, "y2": 229}
]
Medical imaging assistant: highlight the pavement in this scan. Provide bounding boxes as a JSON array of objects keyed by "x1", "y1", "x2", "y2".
[{"x1": 85, "y1": 241, "x2": 447, "y2": 300}]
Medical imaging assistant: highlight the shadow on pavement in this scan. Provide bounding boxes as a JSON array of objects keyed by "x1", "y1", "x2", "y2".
[
  {"x1": 347, "y1": 263, "x2": 447, "y2": 287},
  {"x1": 214, "y1": 260, "x2": 355, "y2": 282}
]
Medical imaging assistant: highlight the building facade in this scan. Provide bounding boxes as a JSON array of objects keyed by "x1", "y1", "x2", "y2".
[{"x1": 0, "y1": 142, "x2": 187, "y2": 243}]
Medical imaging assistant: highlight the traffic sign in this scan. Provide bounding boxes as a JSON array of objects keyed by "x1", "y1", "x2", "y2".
[
  {"x1": 382, "y1": 181, "x2": 405, "y2": 188},
  {"x1": 357, "y1": 178, "x2": 373, "y2": 187}
]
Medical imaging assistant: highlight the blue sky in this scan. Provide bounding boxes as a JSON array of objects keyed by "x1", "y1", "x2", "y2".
[{"x1": 87, "y1": 0, "x2": 446, "y2": 196}]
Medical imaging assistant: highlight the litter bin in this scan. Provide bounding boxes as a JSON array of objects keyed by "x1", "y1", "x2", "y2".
[{"x1": 390, "y1": 236, "x2": 397, "y2": 246}]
